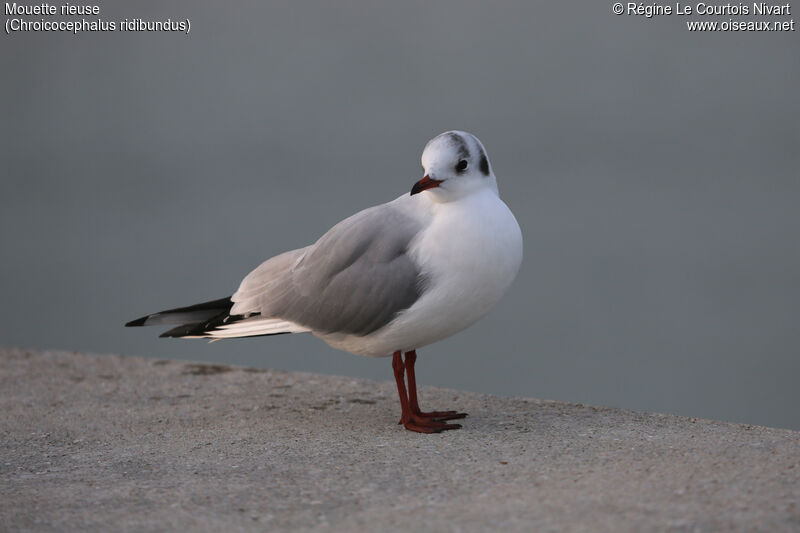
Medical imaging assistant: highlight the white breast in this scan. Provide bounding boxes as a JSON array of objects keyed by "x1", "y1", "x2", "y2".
[{"x1": 325, "y1": 188, "x2": 523, "y2": 356}]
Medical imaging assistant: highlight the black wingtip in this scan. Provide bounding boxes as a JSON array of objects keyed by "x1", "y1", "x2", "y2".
[
  {"x1": 159, "y1": 322, "x2": 208, "y2": 338},
  {"x1": 124, "y1": 296, "x2": 234, "y2": 329},
  {"x1": 125, "y1": 316, "x2": 150, "y2": 327}
]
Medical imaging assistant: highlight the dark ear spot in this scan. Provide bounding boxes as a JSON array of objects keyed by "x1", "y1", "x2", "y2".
[{"x1": 479, "y1": 154, "x2": 490, "y2": 176}]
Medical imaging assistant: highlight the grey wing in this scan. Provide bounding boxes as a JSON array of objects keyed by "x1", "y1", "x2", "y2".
[
  {"x1": 230, "y1": 247, "x2": 310, "y2": 316},
  {"x1": 258, "y1": 204, "x2": 428, "y2": 336}
]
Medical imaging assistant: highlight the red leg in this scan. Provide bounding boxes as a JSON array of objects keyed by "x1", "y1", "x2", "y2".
[
  {"x1": 405, "y1": 351, "x2": 467, "y2": 421},
  {"x1": 392, "y1": 351, "x2": 464, "y2": 433}
]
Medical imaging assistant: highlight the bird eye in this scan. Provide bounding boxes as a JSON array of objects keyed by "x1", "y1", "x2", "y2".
[{"x1": 455, "y1": 160, "x2": 468, "y2": 172}]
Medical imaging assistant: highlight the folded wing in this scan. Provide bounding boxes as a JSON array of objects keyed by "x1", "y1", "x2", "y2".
[{"x1": 235, "y1": 203, "x2": 428, "y2": 337}]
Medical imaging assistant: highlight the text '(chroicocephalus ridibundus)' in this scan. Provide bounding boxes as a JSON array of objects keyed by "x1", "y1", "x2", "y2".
[{"x1": 126, "y1": 131, "x2": 523, "y2": 433}]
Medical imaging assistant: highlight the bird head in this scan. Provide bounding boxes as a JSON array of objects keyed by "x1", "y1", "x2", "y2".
[{"x1": 411, "y1": 131, "x2": 498, "y2": 202}]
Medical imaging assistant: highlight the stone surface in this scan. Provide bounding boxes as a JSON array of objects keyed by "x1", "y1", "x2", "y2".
[{"x1": 1, "y1": 347, "x2": 798, "y2": 532}]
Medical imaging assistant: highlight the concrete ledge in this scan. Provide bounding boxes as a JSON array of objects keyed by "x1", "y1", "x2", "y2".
[{"x1": 1, "y1": 348, "x2": 798, "y2": 532}]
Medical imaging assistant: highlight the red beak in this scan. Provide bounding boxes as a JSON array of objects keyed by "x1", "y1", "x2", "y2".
[{"x1": 410, "y1": 175, "x2": 443, "y2": 196}]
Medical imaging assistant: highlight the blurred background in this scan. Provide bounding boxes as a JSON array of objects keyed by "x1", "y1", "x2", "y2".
[{"x1": 2, "y1": 2, "x2": 798, "y2": 429}]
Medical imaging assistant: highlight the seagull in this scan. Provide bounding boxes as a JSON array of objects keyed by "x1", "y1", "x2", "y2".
[{"x1": 126, "y1": 131, "x2": 523, "y2": 433}]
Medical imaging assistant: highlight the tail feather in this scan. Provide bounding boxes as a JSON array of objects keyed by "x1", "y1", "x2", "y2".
[
  {"x1": 126, "y1": 296, "x2": 310, "y2": 339},
  {"x1": 205, "y1": 317, "x2": 310, "y2": 338}
]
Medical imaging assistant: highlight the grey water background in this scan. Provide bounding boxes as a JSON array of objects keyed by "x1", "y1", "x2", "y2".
[{"x1": 2, "y1": 2, "x2": 798, "y2": 429}]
